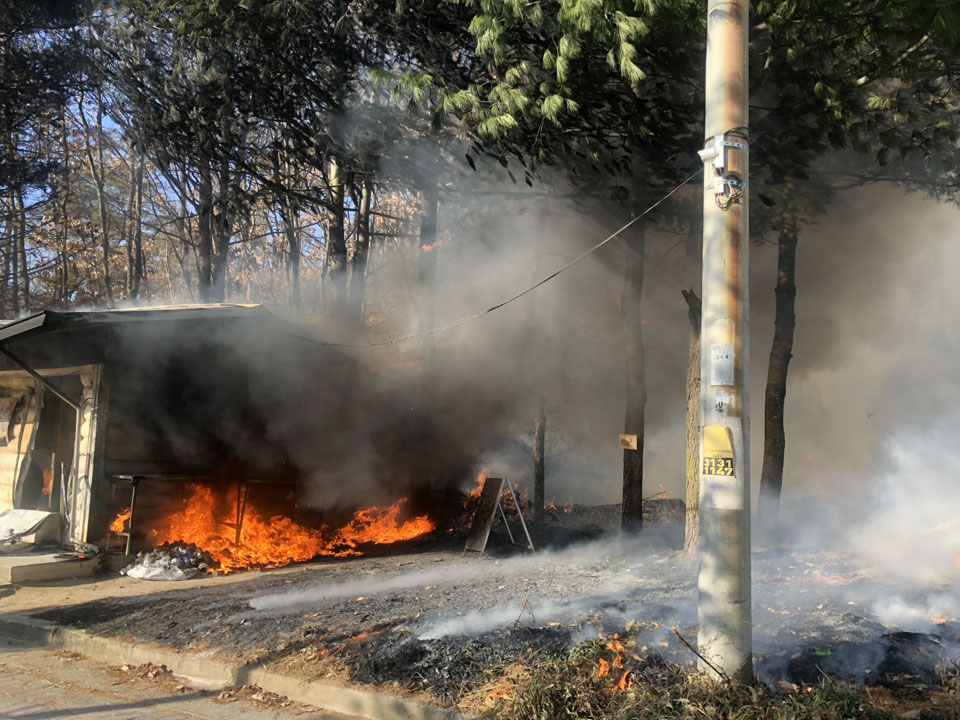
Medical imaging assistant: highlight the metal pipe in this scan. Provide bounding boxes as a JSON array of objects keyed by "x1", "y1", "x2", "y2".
[
  {"x1": 236, "y1": 481, "x2": 249, "y2": 546},
  {"x1": 504, "y1": 478, "x2": 535, "y2": 551},
  {"x1": 125, "y1": 477, "x2": 139, "y2": 556},
  {"x1": 497, "y1": 500, "x2": 515, "y2": 545},
  {"x1": 0, "y1": 345, "x2": 80, "y2": 411}
]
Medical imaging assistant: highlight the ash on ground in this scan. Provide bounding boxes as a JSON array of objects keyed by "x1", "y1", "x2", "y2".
[{"x1": 32, "y1": 501, "x2": 960, "y2": 706}]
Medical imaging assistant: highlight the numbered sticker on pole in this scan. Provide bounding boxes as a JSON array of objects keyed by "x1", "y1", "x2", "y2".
[
  {"x1": 702, "y1": 425, "x2": 735, "y2": 477},
  {"x1": 710, "y1": 343, "x2": 735, "y2": 386}
]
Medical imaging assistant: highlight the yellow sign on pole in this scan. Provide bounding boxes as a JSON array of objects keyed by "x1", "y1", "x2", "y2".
[{"x1": 702, "y1": 424, "x2": 734, "y2": 476}]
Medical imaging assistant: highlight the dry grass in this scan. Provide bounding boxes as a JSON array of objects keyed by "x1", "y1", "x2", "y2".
[{"x1": 468, "y1": 634, "x2": 960, "y2": 720}]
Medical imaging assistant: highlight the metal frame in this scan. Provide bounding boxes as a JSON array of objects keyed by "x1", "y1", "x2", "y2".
[
  {"x1": 108, "y1": 475, "x2": 292, "y2": 555},
  {"x1": 465, "y1": 477, "x2": 535, "y2": 556},
  {"x1": 502, "y1": 478, "x2": 535, "y2": 552}
]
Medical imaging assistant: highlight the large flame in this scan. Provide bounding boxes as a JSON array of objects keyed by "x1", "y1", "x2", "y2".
[{"x1": 117, "y1": 484, "x2": 434, "y2": 574}]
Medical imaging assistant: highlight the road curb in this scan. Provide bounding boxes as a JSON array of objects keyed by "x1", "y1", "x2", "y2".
[{"x1": 0, "y1": 613, "x2": 469, "y2": 720}]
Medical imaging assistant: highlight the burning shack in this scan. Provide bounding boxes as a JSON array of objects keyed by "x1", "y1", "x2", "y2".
[{"x1": 0, "y1": 304, "x2": 435, "y2": 572}]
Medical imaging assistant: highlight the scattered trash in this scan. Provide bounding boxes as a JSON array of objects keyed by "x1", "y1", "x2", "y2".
[{"x1": 120, "y1": 542, "x2": 217, "y2": 580}]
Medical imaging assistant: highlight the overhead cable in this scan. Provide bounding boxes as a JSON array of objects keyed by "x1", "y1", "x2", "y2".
[{"x1": 316, "y1": 167, "x2": 704, "y2": 349}]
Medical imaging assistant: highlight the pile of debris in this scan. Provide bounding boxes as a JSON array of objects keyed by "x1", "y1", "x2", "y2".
[{"x1": 119, "y1": 542, "x2": 218, "y2": 580}]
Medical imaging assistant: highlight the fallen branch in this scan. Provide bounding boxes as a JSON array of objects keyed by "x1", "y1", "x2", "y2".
[
  {"x1": 513, "y1": 596, "x2": 535, "y2": 628},
  {"x1": 672, "y1": 629, "x2": 731, "y2": 683}
]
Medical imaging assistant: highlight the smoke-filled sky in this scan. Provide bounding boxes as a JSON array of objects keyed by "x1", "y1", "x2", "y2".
[
  {"x1": 91, "y1": 161, "x2": 958, "y2": 539},
  {"x1": 773, "y1": 185, "x2": 960, "y2": 502},
  {"x1": 382, "y1": 175, "x2": 960, "y2": 514}
]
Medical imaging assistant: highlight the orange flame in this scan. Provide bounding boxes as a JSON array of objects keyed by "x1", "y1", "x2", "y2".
[
  {"x1": 547, "y1": 498, "x2": 575, "y2": 514},
  {"x1": 594, "y1": 634, "x2": 636, "y2": 692},
  {"x1": 954, "y1": 556, "x2": 960, "y2": 570},
  {"x1": 467, "y1": 472, "x2": 485, "y2": 500},
  {"x1": 501, "y1": 484, "x2": 529, "y2": 513},
  {"x1": 615, "y1": 669, "x2": 633, "y2": 691},
  {"x1": 112, "y1": 484, "x2": 434, "y2": 574},
  {"x1": 421, "y1": 243, "x2": 436, "y2": 253},
  {"x1": 110, "y1": 508, "x2": 131, "y2": 533}
]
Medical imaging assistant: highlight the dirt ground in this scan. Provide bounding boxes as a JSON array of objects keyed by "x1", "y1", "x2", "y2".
[
  {"x1": 6, "y1": 503, "x2": 960, "y2": 709},
  {"x1": 0, "y1": 642, "x2": 359, "y2": 719}
]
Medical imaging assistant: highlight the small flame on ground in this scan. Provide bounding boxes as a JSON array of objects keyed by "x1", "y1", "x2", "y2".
[
  {"x1": 595, "y1": 634, "x2": 634, "y2": 691},
  {"x1": 110, "y1": 508, "x2": 131, "y2": 533},
  {"x1": 111, "y1": 484, "x2": 434, "y2": 574},
  {"x1": 421, "y1": 243, "x2": 436, "y2": 253}
]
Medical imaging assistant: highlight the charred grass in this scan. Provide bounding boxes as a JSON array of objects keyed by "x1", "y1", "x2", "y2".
[{"x1": 465, "y1": 633, "x2": 960, "y2": 720}]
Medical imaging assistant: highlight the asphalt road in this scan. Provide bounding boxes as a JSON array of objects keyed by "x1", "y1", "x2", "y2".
[{"x1": 0, "y1": 641, "x2": 361, "y2": 720}]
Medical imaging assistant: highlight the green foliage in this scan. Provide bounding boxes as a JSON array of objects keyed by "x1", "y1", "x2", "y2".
[
  {"x1": 417, "y1": 0, "x2": 960, "y2": 202},
  {"x1": 0, "y1": 0, "x2": 86, "y2": 192}
]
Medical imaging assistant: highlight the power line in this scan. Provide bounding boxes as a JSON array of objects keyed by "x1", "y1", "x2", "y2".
[{"x1": 314, "y1": 168, "x2": 703, "y2": 349}]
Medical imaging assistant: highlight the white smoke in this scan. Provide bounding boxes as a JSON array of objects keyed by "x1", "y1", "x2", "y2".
[
  {"x1": 844, "y1": 418, "x2": 960, "y2": 628},
  {"x1": 848, "y1": 421, "x2": 960, "y2": 586}
]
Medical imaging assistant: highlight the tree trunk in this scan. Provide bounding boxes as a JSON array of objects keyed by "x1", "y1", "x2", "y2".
[
  {"x1": 324, "y1": 156, "x2": 347, "y2": 317},
  {"x1": 349, "y1": 178, "x2": 372, "y2": 328},
  {"x1": 78, "y1": 90, "x2": 113, "y2": 303},
  {"x1": 123, "y1": 151, "x2": 138, "y2": 297},
  {"x1": 197, "y1": 167, "x2": 213, "y2": 302},
  {"x1": 621, "y1": 223, "x2": 646, "y2": 531},
  {"x1": 173, "y1": 176, "x2": 196, "y2": 296},
  {"x1": 681, "y1": 289, "x2": 702, "y2": 557},
  {"x1": 132, "y1": 153, "x2": 145, "y2": 296},
  {"x1": 122, "y1": 149, "x2": 146, "y2": 298},
  {"x1": 279, "y1": 195, "x2": 301, "y2": 315},
  {"x1": 58, "y1": 103, "x2": 71, "y2": 304},
  {"x1": 757, "y1": 218, "x2": 799, "y2": 537},
  {"x1": 533, "y1": 396, "x2": 546, "y2": 520},
  {"x1": 210, "y1": 162, "x2": 233, "y2": 302},
  {"x1": 15, "y1": 184, "x2": 28, "y2": 310},
  {"x1": 5, "y1": 192, "x2": 16, "y2": 315},
  {"x1": 273, "y1": 145, "x2": 302, "y2": 315},
  {"x1": 418, "y1": 174, "x2": 439, "y2": 383},
  {"x1": 527, "y1": 204, "x2": 549, "y2": 521}
]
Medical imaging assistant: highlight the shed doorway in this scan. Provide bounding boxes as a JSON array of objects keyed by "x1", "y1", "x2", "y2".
[{"x1": 14, "y1": 376, "x2": 80, "y2": 525}]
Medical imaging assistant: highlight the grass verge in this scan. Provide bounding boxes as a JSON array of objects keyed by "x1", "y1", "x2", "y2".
[{"x1": 461, "y1": 630, "x2": 960, "y2": 720}]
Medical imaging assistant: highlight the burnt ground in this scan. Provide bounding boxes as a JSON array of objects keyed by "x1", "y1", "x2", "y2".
[{"x1": 23, "y1": 502, "x2": 960, "y2": 709}]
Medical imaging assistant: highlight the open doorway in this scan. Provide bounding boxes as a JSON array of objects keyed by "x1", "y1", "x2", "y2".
[{"x1": 15, "y1": 376, "x2": 80, "y2": 522}]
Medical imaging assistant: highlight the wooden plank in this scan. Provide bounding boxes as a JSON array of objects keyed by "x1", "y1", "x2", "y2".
[{"x1": 464, "y1": 477, "x2": 505, "y2": 555}]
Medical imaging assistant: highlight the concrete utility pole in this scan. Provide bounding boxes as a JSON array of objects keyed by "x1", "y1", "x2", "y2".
[{"x1": 696, "y1": 0, "x2": 752, "y2": 682}]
